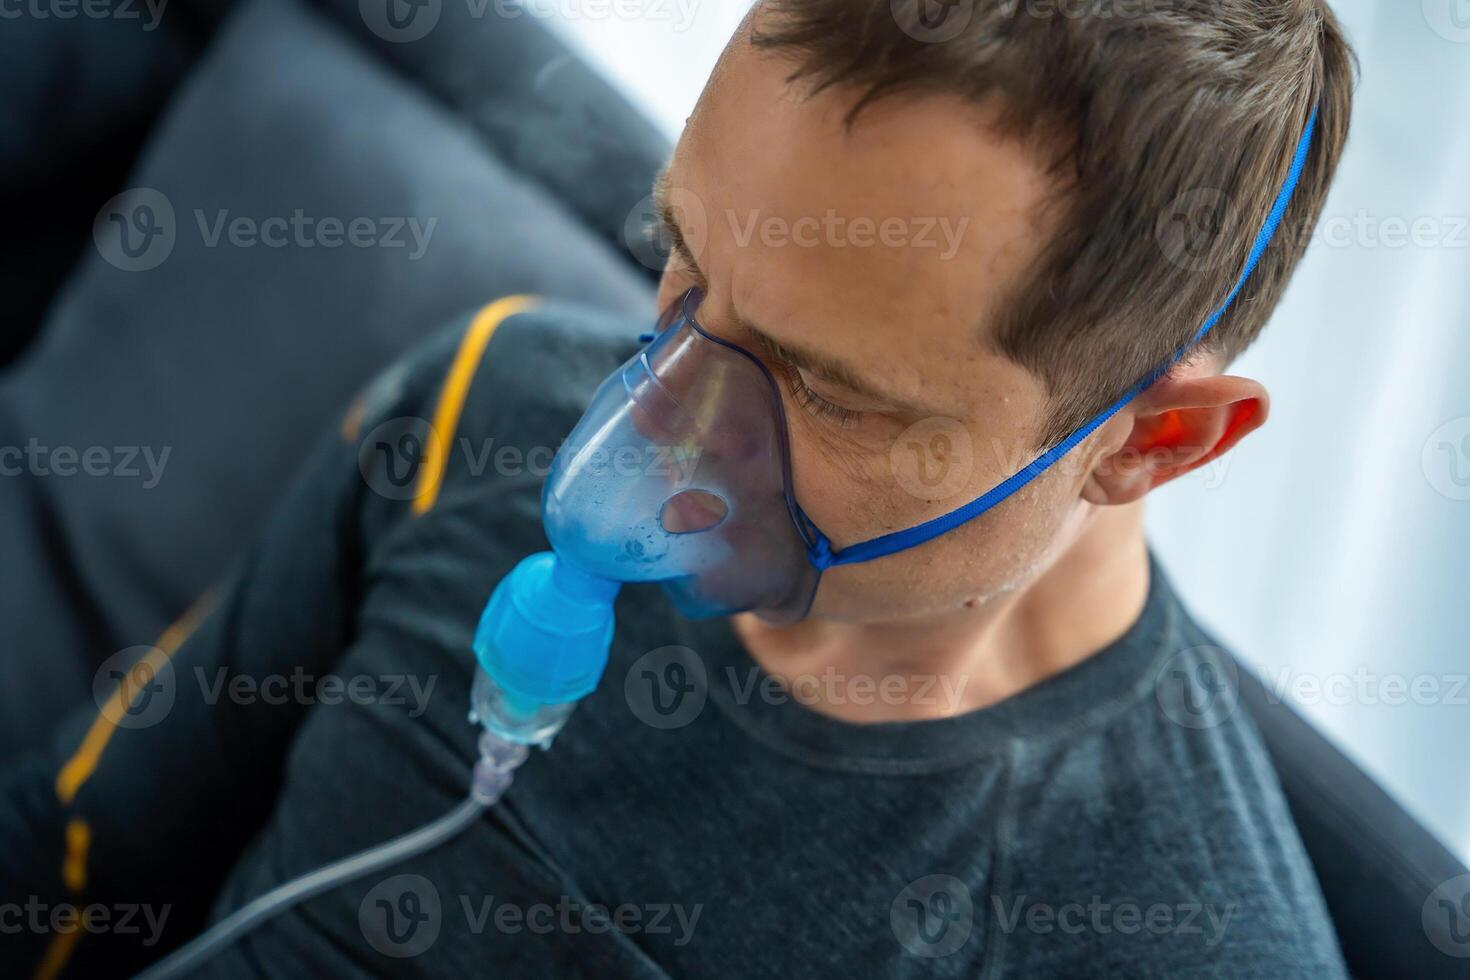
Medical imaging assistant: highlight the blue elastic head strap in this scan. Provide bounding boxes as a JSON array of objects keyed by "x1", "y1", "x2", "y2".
[{"x1": 807, "y1": 105, "x2": 1321, "y2": 571}]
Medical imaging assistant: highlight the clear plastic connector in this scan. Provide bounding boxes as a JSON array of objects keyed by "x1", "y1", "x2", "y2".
[{"x1": 469, "y1": 666, "x2": 578, "y2": 750}]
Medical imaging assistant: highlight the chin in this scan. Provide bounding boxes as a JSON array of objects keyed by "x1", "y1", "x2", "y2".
[
  {"x1": 803, "y1": 549, "x2": 1059, "y2": 624},
  {"x1": 803, "y1": 579, "x2": 985, "y2": 624}
]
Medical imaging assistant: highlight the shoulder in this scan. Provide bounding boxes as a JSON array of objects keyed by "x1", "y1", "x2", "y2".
[
  {"x1": 347, "y1": 295, "x2": 644, "y2": 444},
  {"x1": 996, "y1": 568, "x2": 1347, "y2": 975},
  {"x1": 342, "y1": 295, "x2": 645, "y2": 517}
]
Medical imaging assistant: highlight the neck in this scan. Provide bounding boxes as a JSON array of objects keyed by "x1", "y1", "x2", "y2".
[{"x1": 731, "y1": 503, "x2": 1151, "y2": 723}]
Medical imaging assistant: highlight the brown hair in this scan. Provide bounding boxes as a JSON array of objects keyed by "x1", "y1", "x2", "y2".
[{"x1": 753, "y1": 0, "x2": 1355, "y2": 446}]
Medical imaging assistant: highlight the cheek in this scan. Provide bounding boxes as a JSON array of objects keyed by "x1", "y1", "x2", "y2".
[
  {"x1": 655, "y1": 274, "x2": 682, "y2": 314},
  {"x1": 786, "y1": 407, "x2": 997, "y2": 552},
  {"x1": 793, "y1": 398, "x2": 1058, "y2": 553},
  {"x1": 808, "y1": 472, "x2": 1082, "y2": 621},
  {"x1": 783, "y1": 416, "x2": 894, "y2": 545},
  {"x1": 657, "y1": 260, "x2": 706, "y2": 314}
]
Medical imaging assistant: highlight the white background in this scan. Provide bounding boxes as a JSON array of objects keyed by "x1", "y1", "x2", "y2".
[{"x1": 545, "y1": 0, "x2": 1470, "y2": 861}]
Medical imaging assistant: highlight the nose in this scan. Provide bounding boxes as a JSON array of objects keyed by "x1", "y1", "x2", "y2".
[{"x1": 624, "y1": 326, "x2": 771, "y2": 466}]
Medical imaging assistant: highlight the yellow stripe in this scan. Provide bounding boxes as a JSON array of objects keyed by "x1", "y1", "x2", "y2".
[
  {"x1": 55, "y1": 592, "x2": 214, "y2": 806},
  {"x1": 32, "y1": 908, "x2": 88, "y2": 980},
  {"x1": 36, "y1": 296, "x2": 530, "y2": 975},
  {"x1": 412, "y1": 296, "x2": 538, "y2": 515},
  {"x1": 61, "y1": 820, "x2": 90, "y2": 892},
  {"x1": 340, "y1": 392, "x2": 367, "y2": 443},
  {"x1": 42, "y1": 596, "x2": 213, "y2": 979}
]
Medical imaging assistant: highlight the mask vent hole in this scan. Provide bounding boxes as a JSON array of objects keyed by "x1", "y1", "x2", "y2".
[{"x1": 660, "y1": 490, "x2": 728, "y2": 534}]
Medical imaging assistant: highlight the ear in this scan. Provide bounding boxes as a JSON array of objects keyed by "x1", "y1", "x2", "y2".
[{"x1": 1082, "y1": 373, "x2": 1269, "y2": 506}]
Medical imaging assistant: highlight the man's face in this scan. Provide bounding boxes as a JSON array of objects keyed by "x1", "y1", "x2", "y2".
[{"x1": 654, "y1": 28, "x2": 1098, "y2": 622}]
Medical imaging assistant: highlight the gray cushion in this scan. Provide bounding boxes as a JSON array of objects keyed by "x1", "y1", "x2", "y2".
[
  {"x1": 0, "y1": 0, "x2": 661, "y2": 751},
  {"x1": 306, "y1": 0, "x2": 675, "y2": 266},
  {"x1": 0, "y1": 0, "x2": 198, "y2": 350}
]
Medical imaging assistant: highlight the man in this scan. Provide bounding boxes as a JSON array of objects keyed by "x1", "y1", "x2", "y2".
[{"x1": 3, "y1": 0, "x2": 1374, "y2": 976}]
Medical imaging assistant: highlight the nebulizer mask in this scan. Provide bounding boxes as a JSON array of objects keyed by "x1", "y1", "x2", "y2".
[
  {"x1": 466, "y1": 286, "x2": 819, "y2": 757},
  {"x1": 138, "y1": 108, "x2": 1319, "y2": 980}
]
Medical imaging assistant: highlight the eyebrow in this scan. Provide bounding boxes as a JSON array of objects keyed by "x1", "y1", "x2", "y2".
[
  {"x1": 652, "y1": 173, "x2": 950, "y2": 420},
  {"x1": 653, "y1": 171, "x2": 697, "y2": 272},
  {"x1": 742, "y1": 322, "x2": 952, "y2": 419}
]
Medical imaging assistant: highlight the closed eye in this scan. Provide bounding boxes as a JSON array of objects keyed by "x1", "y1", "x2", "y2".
[
  {"x1": 656, "y1": 197, "x2": 869, "y2": 431},
  {"x1": 785, "y1": 368, "x2": 866, "y2": 429},
  {"x1": 749, "y1": 334, "x2": 866, "y2": 429}
]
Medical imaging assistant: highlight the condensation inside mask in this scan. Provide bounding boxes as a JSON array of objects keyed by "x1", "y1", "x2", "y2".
[{"x1": 541, "y1": 290, "x2": 821, "y2": 624}]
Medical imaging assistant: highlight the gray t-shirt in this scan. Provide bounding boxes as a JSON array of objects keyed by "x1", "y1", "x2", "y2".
[{"x1": 193, "y1": 305, "x2": 1345, "y2": 978}]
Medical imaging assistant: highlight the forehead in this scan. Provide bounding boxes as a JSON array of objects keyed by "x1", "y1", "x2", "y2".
[{"x1": 667, "y1": 34, "x2": 1057, "y2": 415}]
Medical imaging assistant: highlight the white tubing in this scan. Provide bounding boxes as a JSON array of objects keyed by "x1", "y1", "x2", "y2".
[{"x1": 133, "y1": 796, "x2": 487, "y2": 980}]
